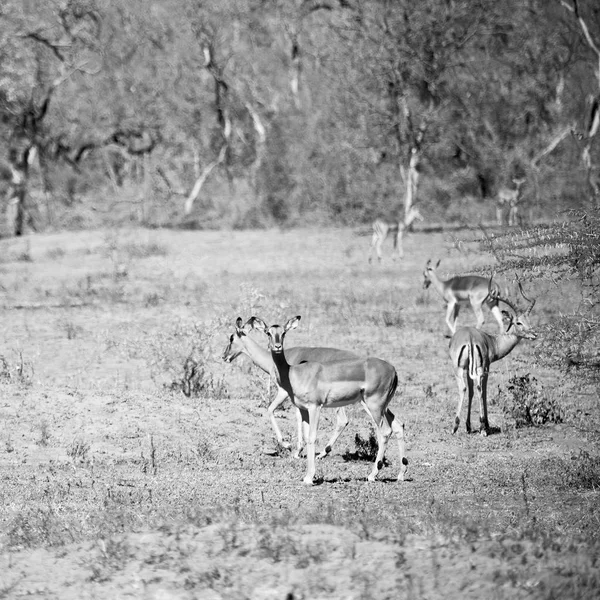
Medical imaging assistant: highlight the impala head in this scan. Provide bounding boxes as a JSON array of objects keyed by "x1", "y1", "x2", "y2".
[
  {"x1": 222, "y1": 317, "x2": 248, "y2": 363},
  {"x1": 422, "y1": 259, "x2": 441, "y2": 289},
  {"x1": 407, "y1": 206, "x2": 424, "y2": 224},
  {"x1": 249, "y1": 315, "x2": 301, "y2": 354},
  {"x1": 503, "y1": 281, "x2": 537, "y2": 340}
]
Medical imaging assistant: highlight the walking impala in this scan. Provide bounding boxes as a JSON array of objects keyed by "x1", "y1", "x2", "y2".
[
  {"x1": 249, "y1": 315, "x2": 408, "y2": 485},
  {"x1": 368, "y1": 205, "x2": 423, "y2": 263},
  {"x1": 449, "y1": 280, "x2": 537, "y2": 436},
  {"x1": 222, "y1": 317, "x2": 358, "y2": 458},
  {"x1": 423, "y1": 260, "x2": 515, "y2": 335}
]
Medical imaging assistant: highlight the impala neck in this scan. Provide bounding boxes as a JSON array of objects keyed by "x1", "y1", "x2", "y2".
[
  {"x1": 270, "y1": 348, "x2": 292, "y2": 392},
  {"x1": 429, "y1": 270, "x2": 448, "y2": 297},
  {"x1": 490, "y1": 333, "x2": 522, "y2": 362},
  {"x1": 239, "y1": 333, "x2": 274, "y2": 374}
]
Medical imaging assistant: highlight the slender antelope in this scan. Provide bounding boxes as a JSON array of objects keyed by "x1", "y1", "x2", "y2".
[
  {"x1": 496, "y1": 177, "x2": 525, "y2": 226},
  {"x1": 449, "y1": 281, "x2": 537, "y2": 436},
  {"x1": 423, "y1": 260, "x2": 515, "y2": 335},
  {"x1": 222, "y1": 317, "x2": 358, "y2": 458},
  {"x1": 368, "y1": 205, "x2": 423, "y2": 263},
  {"x1": 249, "y1": 315, "x2": 408, "y2": 485}
]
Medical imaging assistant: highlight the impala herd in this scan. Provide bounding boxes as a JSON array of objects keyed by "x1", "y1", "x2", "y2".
[{"x1": 223, "y1": 251, "x2": 537, "y2": 485}]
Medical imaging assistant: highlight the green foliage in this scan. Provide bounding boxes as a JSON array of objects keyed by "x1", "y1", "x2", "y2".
[{"x1": 502, "y1": 374, "x2": 564, "y2": 428}]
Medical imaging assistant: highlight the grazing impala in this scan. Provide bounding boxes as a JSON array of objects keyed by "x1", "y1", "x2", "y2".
[
  {"x1": 423, "y1": 260, "x2": 515, "y2": 335},
  {"x1": 368, "y1": 205, "x2": 423, "y2": 263},
  {"x1": 249, "y1": 315, "x2": 408, "y2": 485},
  {"x1": 222, "y1": 318, "x2": 358, "y2": 458},
  {"x1": 449, "y1": 281, "x2": 537, "y2": 436}
]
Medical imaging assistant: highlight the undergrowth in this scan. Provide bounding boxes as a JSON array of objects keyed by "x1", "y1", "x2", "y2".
[{"x1": 502, "y1": 374, "x2": 564, "y2": 428}]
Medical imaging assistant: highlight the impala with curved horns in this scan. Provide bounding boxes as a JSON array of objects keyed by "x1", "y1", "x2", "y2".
[
  {"x1": 222, "y1": 317, "x2": 358, "y2": 459},
  {"x1": 248, "y1": 315, "x2": 408, "y2": 485},
  {"x1": 449, "y1": 280, "x2": 536, "y2": 436},
  {"x1": 368, "y1": 205, "x2": 423, "y2": 263},
  {"x1": 423, "y1": 260, "x2": 515, "y2": 335}
]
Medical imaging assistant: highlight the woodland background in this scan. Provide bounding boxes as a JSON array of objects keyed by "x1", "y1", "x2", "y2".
[{"x1": 1, "y1": 0, "x2": 599, "y2": 234}]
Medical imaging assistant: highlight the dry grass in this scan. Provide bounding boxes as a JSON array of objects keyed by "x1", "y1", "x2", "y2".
[{"x1": 0, "y1": 226, "x2": 598, "y2": 598}]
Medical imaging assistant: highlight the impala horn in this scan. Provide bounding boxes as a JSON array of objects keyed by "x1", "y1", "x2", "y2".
[
  {"x1": 517, "y1": 278, "x2": 536, "y2": 315},
  {"x1": 492, "y1": 271, "x2": 519, "y2": 314}
]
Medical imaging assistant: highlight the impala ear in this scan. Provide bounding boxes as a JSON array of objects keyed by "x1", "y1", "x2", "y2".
[
  {"x1": 435, "y1": 259, "x2": 441, "y2": 268},
  {"x1": 284, "y1": 315, "x2": 301, "y2": 332},
  {"x1": 426, "y1": 259, "x2": 431, "y2": 267},
  {"x1": 248, "y1": 316, "x2": 268, "y2": 332},
  {"x1": 235, "y1": 317, "x2": 244, "y2": 331}
]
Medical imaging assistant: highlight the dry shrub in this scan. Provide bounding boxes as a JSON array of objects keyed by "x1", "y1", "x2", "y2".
[{"x1": 502, "y1": 374, "x2": 563, "y2": 428}]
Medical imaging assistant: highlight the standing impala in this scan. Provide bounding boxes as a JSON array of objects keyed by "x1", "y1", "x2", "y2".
[
  {"x1": 222, "y1": 318, "x2": 358, "y2": 459},
  {"x1": 496, "y1": 177, "x2": 526, "y2": 226},
  {"x1": 423, "y1": 260, "x2": 515, "y2": 335},
  {"x1": 368, "y1": 205, "x2": 423, "y2": 263},
  {"x1": 249, "y1": 315, "x2": 408, "y2": 485},
  {"x1": 449, "y1": 281, "x2": 536, "y2": 436}
]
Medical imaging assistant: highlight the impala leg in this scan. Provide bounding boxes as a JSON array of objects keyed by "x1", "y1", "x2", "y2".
[
  {"x1": 368, "y1": 231, "x2": 378, "y2": 263},
  {"x1": 367, "y1": 407, "x2": 392, "y2": 483},
  {"x1": 396, "y1": 229, "x2": 405, "y2": 259},
  {"x1": 267, "y1": 387, "x2": 292, "y2": 450},
  {"x1": 479, "y1": 372, "x2": 490, "y2": 436},
  {"x1": 446, "y1": 301, "x2": 458, "y2": 335},
  {"x1": 317, "y1": 408, "x2": 348, "y2": 459},
  {"x1": 466, "y1": 375, "x2": 474, "y2": 434},
  {"x1": 303, "y1": 405, "x2": 321, "y2": 485},
  {"x1": 387, "y1": 409, "x2": 408, "y2": 481},
  {"x1": 453, "y1": 367, "x2": 467, "y2": 434},
  {"x1": 293, "y1": 407, "x2": 305, "y2": 459},
  {"x1": 472, "y1": 368, "x2": 487, "y2": 436}
]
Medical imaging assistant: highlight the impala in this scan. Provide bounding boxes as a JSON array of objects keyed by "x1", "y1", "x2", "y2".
[
  {"x1": 449, "y1": 281, "x2": 536, "y2": 436},
  {"x1": 423, "y1": 260, "x2": 515, "y2": 335},
  {"x1": 496, "y1": 177, "x2": 525, "y2": 226},
  {"x1": 222, "y1": 317, "x2": 358, "y2": 458},
  {"x1": 249, "y1": 315, "x2": 408, "y2": 485},
  {"x1": 368, "y1": 205, "x2": 423, "y2": 263}
]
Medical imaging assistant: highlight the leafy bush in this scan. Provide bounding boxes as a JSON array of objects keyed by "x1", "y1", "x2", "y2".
[
  {"x1": 502, "y1": 374, "x2": 563, "y2": 428},
  {"x1": 480, "y1": 207, "x2": 599, "y2": 379}
]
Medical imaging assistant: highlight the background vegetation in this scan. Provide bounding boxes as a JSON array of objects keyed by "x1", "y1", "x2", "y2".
[{"x1": 1, "y1": 0, "x2": 599, "y2": 232}]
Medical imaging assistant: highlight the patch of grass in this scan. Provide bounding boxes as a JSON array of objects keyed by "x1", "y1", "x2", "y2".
[
  {"x1": 36, "y1": 419, "x2": 51, "y2": 447},
  {"x1": 123, "y1": 241, "x2": 168, "y2": 259},
  {"x1": 16, "y1": 243, "x2": 33, "y2": 262},
  {"x1": 0, "y1": 352, "x2": 34, "y2": 386},
  {"x1": 87, "y1": 537, "x2": 131, "y2": 583},
  {"x1": 560, "y1": 450, "x2": 600, "y2": 490},
  {"x1": 67, "y1": 437, "x2": 90, "y2": 465},
  {"x1": 46, "y1": 247, "x2": 66, "y2": 260},
  {"x1": 179, "y1": 355, "x2": 229, "y2": 399},
  {"x1": 502, "y1": 374, "x2": 564, "y2": 428},
  {"x1": 381, "y1": 309, "x2": 405, "y2": 328},
  {"x1": 6, "y1": 507, "x2": 75, "y2": 549},
  {"x1": 342, "y1": 430, "x2": 388, "y2": 465}
]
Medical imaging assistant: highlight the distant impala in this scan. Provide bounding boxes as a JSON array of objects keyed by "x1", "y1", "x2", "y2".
[{"x1": 423, "y1": 260, "x2": 515, "y2": 335}]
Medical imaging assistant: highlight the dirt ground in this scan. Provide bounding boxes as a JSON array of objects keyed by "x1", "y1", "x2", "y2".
[{"x1": 0, "y1": 227, "x2": 598, "y2": 599}]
